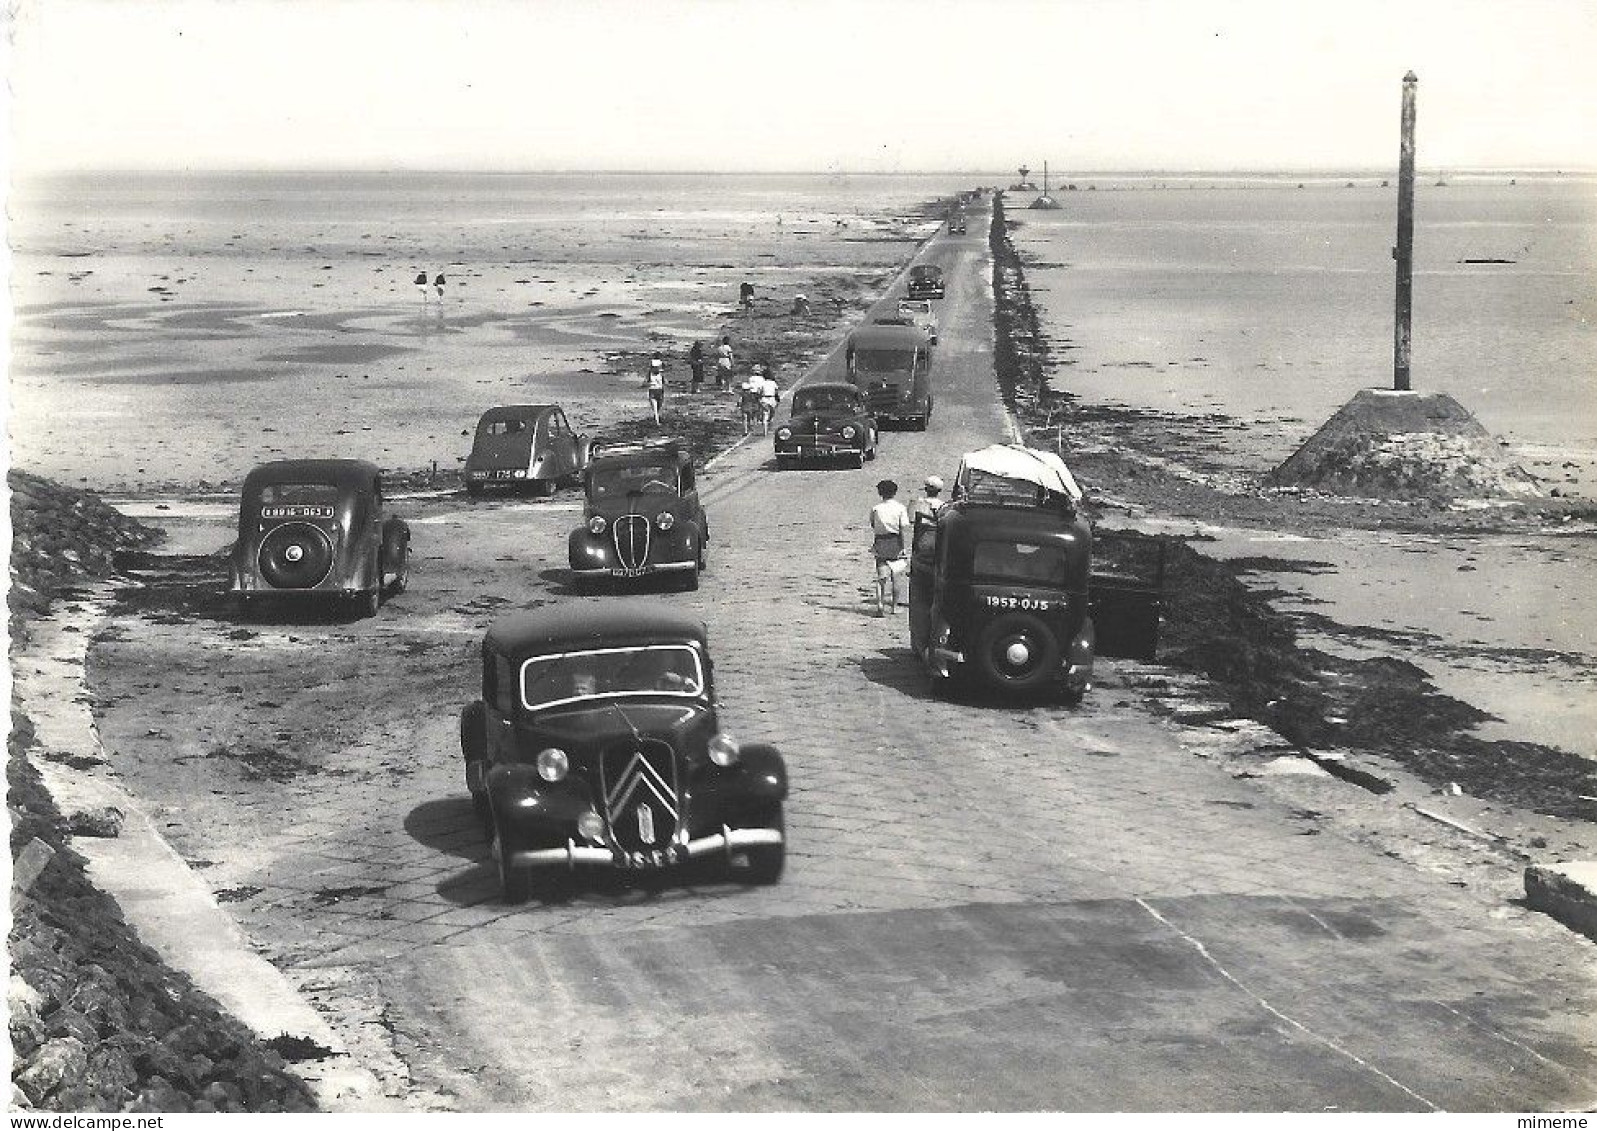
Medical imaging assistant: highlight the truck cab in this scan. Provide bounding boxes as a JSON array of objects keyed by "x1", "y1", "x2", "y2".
[{"x1": 844, "y1": 322, "x2": 934, "y2": 430}]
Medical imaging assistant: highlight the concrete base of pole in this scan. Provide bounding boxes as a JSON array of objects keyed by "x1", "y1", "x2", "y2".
[{"x1": 1268, "y1": 388, "x2": 1540, "y2": 502}]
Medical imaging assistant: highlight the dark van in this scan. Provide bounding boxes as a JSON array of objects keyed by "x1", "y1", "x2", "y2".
[{"x1": 845, "y1": 322, "x2": 933, "y2": 430}]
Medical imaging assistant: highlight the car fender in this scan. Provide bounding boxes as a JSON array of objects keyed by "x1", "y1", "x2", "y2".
[
  {"x1": 568, "y1": 526, "x2": 612, "y2": 570},
  {"x1": 486, "y1": 763, "x2": 595, "y2": 830},
  {"x1": 460, "y1": 700, "x2": 487, "y2": 762},
  {"x1": 736, "y1": 743, "x2": 787, "y2": 801}
]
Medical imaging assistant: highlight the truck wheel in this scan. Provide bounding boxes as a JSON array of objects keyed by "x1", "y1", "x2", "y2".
[
  {"x1": 973, "y1": 613, "x2": 1060, "y2": 692},
  {"x1": 730, "y1": 804, "x2": 785, "y2": 885}
]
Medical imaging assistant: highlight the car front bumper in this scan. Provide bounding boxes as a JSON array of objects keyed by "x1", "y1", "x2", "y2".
[{"x1": 497, "y1": 825, "x2": 784, "y2": 871}]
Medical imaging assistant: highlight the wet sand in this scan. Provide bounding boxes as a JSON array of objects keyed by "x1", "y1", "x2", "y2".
[{"x1": 8, "y1": 185, "x2": 939, "y2": 493}]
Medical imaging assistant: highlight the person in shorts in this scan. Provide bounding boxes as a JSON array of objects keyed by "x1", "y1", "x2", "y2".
[
  {"x1": 716, "y1": 335, "x2": 734, "y2": 391},
  {"x1": 869, "y1": 479, "x2": 913, "y2": 617},
  {"x1": 758, "y1": 366, "x2": 781, "y2": 434},
  {"x1": 646, "y1": 353, "x2": 666, "y2": 425}
]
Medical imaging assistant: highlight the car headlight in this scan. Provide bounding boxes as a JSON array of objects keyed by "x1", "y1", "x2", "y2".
[
  {"x1": 512, "y1": 469, "x2": 527, "y2": 479},
  {"x1": 588, "y1": 515, "x2": 607, "y2": 535},
  {"x1": 535, "y1": 747, "x2": 569, "y2": 783},
  {"x1": 841, "y1": 425, "x2": 857, "y2": 440},
  {"x1": 776, "y1": 427, "x2": 792, "y2": 441},
  {"x1": 576, "y1": 810, "x2": 605, "y2": 841},
  {"x1": 655, "y1": 512, "x2": 675, "y2": 532},
  {"x1": 707, "y1": 733, "x2": 741, "y2": 767}
]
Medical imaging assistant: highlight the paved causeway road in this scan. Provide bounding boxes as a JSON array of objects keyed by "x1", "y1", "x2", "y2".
[{"x1": 91, "y1": 198, "x2": 1597, "y2": 1111}]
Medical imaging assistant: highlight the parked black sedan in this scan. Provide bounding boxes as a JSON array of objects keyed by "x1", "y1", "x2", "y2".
[
  {"x1": 229, "y1": 458, "x2": 410, "y2": 618},
  {"x1": 459, "y1": 604, "x2": 788, "y2": 902},
  {"x1": 773, "y1": 381, "x2": 879, "y2": 469}
]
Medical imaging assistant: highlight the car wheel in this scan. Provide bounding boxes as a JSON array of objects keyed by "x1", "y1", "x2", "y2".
[
  {"x1": 973, "y1": 613, "x2": 1061, "y2": 692},
  {"x1": 472, "y1": 791, "x2": 493, "y2": 841},
  {"x1": 530, "y1": 478, "x2": 555, "y2": 498},
  {"x1": 729, "y1": 803, "x2": 785, "y2": 885},
  {"x1": 359, "y1": 588, "x2": 381, "y2": 619},
  {"x1": 849, "y1": 451, "x2": 866, "y2": 470},
  {"x1": 774, "y1": 456, "x2": 791, "y2": 471},
  {"x1": 465, "y1": 482, "x2": 483, "y2": 499},
  {"x1": 681, "y1": 564, "x2": 701, "y2": 592},
  {"x1": 493, "y1": 816, "x2": 531, "y2": 904},
  {"x1": 697, "y1": 535, "x2": 708, "y2": 572}
]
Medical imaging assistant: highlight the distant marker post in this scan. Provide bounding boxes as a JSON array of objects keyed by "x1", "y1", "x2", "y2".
[{"x1": 1393, "y1": 70, "x2": 1418, "y2": 392}]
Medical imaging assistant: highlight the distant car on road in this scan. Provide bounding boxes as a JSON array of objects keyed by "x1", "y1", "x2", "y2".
[
  {"x1": 229, "y1": 458, "x2": 410, "y2": 618},
  {"x1": 846, "y1": 321, "x2": 934, "y2": 430},
  {"x1": 459, "y1": 603, "x2": 788, "y2": 902},
  {"x1": 896, "y1": 298, "x2": 938, "y2": 345},
  {"x1": 464, "y1": 404, "x2": 594, "y2": 498},
  {"x1": 774, "y1": 382, "x2": 879, "y2": 469},
  {"x1": 907, "y1": 263, "x2": 945, "y2": 300},
  {"x1": 948, "y1": 213, "x2": 967, "y2": 234},
  {"x1": 909, "y1": 444, "x2": 1163, "y2": 701},
  {"x1": 567, "y1": 439, "x2": 708, "y2": 590}
]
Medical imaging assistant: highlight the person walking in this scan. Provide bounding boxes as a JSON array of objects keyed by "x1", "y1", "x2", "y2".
[
  {"x1": 433, "y1": 272, "x2": 447, "y2": 300},
  {"x1": 646, "y1": 353, "x2": 666, "y2": 426},
  {"x1": 414, "y1": 271, "x2": 429, "y2": 303},
  {"x1": 869, "y1": 479, "x2": 913, "y2": 617},
  {"x1": 758, "y1": 365, "x2": 781, "y2": 435},
  {"x1": 688, "y1": 341, "x2": 706, "y2": 393},
  {"x1": 716, "y1": 335, "x2": 734, "y2": 391},
  {"x1": 739, "y1": 365, "x2": 764, "y2": 434},
  {"x1": 910, "y1": 475, "x2": 945, "y2": 525}
]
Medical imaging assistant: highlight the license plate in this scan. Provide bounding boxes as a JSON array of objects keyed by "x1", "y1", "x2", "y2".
[
  {"x1": 611, "y1": 567, "x2": 647, "y2": 578},
  {"x1": 488, "y1": 470, "x2": 516, "y2": 480}
]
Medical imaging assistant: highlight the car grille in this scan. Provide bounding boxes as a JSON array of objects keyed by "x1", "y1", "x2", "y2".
[
  {"x1": 613, "y1": 514, "x2": 651, "y2": 571},
  {"x1": 868, "y1": 388, "x2": 901, "y2": 414},
  {"x1": 600, "y1": 740, "x2": 680, "y2": 852}
]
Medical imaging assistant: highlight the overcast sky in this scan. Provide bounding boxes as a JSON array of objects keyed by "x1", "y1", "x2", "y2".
[{"x1": 7, "y1": 0, "x2": 1596, "y2": 173}]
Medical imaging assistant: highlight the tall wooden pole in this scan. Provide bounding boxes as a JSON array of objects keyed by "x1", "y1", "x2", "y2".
[{"x1": 1394, "y1": 70, "x2": 1418, "y2": 391}]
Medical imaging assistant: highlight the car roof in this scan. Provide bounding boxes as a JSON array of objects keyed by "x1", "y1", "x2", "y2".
[
  {"x1": 242, "y1": 459, "x2": 381, "y2": 489},
  {"x1": 794, "y1": 380, "x2": 861, "y2": 396},
  {"x1": 476, "y1": 404, "x2": 557, "y2": 423},
  {"x1": 910, "y1": 263, "x2": 943, "y2": 275},
  {"x1": 848, "y1": 323, "x2": 928, "y2": 348},
  {"x1": 485, "y1": 602, "x2": 708, "y2": 655},
  {"x1": 589, "y1": 439, "x2": 689, "y2": 468}
]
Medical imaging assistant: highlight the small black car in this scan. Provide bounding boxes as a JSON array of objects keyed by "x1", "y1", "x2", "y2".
[
  {"x1": 774, "y1": 382, "x2": 879, "y2": 469},
  {"x1": 229, "y1": 459, "x2": 410, "y2": 617},
  {"x1": 907, "y1": 263, "x2": 945, "y2": 299},
  {"x1": 567, "y1": 440, "x2": 709, "y2": 590},
  {"x1": 909, "y1": 445, "x2": 1162, "y2": 700},
  {"x1": 464, "y1": 404, "x2": 594, "y2": 497},
  {"x1": 459, "y1": 604, "x2": 788, "y2": 902}
]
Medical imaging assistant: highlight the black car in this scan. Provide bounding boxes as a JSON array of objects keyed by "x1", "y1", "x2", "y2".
[
  {"x1": 464, "y1": 404, "x2": 594, "y2": 497},
  {"x1": 567, "y1": 440, "x2": 708, "y2": 590},
  {"x1": 229, "y1": 458, "x2": 410, "y2": 618},
  {"x1": 774, "y1": 382, "x2": 879, "y2": 468},
  {"x1": 909, "y1": 445, "x2": 1162, "y2": 700},
  {"x1": 459, "y1": 604, "x2": 788, "y2": 902}
]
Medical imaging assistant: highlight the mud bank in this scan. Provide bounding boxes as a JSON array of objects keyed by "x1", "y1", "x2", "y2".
[
  {"x1": 986, "y1": 196, "x2": 1596, "y2": 824},
  {"x1": 7, "y1": 477, "x2": 319, "y2": 1112}
]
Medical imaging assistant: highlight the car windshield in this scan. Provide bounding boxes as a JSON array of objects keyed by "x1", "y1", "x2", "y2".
[
  {"x1": 794, "y1": 390, "x2": 860, "y2": 414},
  {"x1": 899, "y1": 301, "x2": 931, "y2": 315},
  {"x1": 853, "y1": 348, "x2": 915, "y2": 375},
  {"x1": 519, "y1": 645, "x2": 705, "y2": 710},
  {"x1": 973, "y1": 540, "x2": 1070, "y2": 586},
  {"x1": 912, "y1": 267, "x2": 941, "y2": 280},
  {"x1": 259, "y1": 482, "x2": 340, "y2": 506},
  {"x1": 589, "y1": 462, "x2": 678, "y2": 498}
]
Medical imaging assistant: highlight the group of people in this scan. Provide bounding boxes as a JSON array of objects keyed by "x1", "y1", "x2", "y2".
[
  {"x1": 643, "y1": 336, "x2": 779, "y2": 431},
  {"x1": 869, "y1": 475, "x2": 944, "y2": 617}
]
